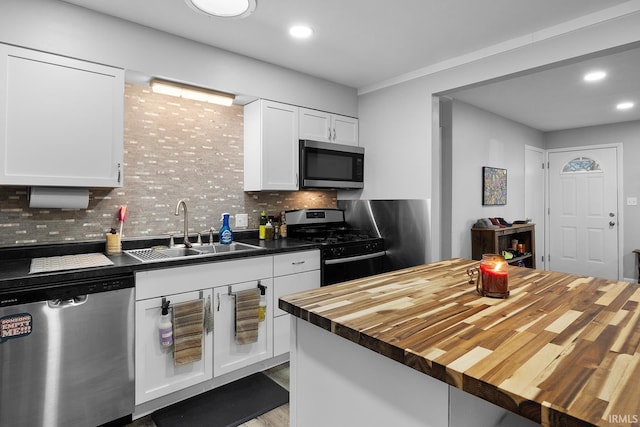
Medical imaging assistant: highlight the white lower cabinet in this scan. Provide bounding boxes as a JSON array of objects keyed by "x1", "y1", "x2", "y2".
[
  {"x1": 133, "y1": 251, "x2": 319, "y2": 411},
  {"x1": 213, "y1": 278, "x2": 274, "y2": 377},
  {"x1": 272, "y1": 250, "x2": 321, "y2": 356},
  {"x1": 134, "y1": 256, "x2": 272, "y2": 408},
  {"x1": 135, "y1": 289, "x2": 213, "y2": 405}
]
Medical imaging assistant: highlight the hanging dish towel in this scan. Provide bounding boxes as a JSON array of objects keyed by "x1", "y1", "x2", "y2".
[
  {"x1": 172, "y1": 299, "x2": 204, "y2": 365},
  {"x1": 235, "y1": 288, "x2": 260, "y2": 345}
]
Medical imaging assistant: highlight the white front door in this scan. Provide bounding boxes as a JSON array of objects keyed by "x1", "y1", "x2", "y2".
[{"x1": 548, "y1": 146, "x2": 619, "y2": 279}]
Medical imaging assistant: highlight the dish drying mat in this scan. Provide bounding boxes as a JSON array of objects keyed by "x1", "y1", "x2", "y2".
[{"x1": 29, "y1": 253, "x2": 114, "y2": 274}]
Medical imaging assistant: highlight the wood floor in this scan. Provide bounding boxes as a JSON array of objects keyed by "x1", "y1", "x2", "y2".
[{"x1": 127, "y1": 363, "x2": 290, "y2": 427}]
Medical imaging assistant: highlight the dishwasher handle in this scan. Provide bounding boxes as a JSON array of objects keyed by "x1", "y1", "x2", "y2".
[{"x1": 47, "y1": 295, "x2": 88, "y2": 308}]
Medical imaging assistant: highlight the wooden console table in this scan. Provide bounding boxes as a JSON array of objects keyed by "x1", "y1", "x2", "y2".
[{"x1": 471, "y1": 223, "x2": 536, "y2": 268}]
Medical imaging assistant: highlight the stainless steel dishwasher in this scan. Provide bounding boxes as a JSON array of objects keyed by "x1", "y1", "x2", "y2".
[{"x1": 0, "y1": 274, "x2": 135, "y2": 427}]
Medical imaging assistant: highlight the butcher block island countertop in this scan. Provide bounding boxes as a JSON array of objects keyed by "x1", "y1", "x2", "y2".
[{"x1": 279, "y1": 258, "x2": 640, "y2": 427}]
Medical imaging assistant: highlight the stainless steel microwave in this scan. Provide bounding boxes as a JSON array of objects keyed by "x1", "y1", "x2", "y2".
[{"x1": 299, "y1": 140, "x2": 364, "y2": 189}]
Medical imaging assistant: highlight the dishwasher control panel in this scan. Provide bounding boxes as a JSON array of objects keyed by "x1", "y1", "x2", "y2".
[{"x1": 0, "y1": 274, "x2": 134, "y2": 307}]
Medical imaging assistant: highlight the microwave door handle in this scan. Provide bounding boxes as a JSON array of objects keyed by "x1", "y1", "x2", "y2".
[{"x1": 324, "y1": 251, "x2": 387, "y2": 265}]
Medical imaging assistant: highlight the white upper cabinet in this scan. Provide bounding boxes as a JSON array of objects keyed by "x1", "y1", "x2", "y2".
[
  {"x1": 299, "y1": 107, "x2": 358, "y2": 146},
  {"x1": 0, "y1": 44, "x2": 124, "y2": 187},
  {"x1": 298, "y1": 108, "x2": 332, "y2": 142},
  {"x1": 244, "y1": 100, "x2": 299, "y2": 191}
]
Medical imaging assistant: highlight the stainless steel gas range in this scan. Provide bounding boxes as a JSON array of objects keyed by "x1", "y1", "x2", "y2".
[{"x1": 285, "y1": 208, "x2": 387, "y2": 286}]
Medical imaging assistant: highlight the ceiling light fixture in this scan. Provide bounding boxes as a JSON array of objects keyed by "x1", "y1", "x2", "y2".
[
  {"x1": 583, "y1": 71, "x2": 607, "y2": 82},
  {"x1": 289, "y1": 25, "x2": 313, "y2": 39},
  {"x1": 616, "y1": 101, "x2": 635, "y2": 110},
  {"x1": 150, "y1": 79, "x2": 236, "y2": 106},
  {"x1": 186, "y1": 0, "x2": 257, "y2": 18}
]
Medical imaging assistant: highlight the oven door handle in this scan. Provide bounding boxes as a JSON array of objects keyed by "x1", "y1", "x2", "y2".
[{"x1": 324, "y1": 251, "x2": 387, "y2": 265}]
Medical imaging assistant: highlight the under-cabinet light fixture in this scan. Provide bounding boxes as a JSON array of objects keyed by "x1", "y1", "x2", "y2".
[
  {"x1": 150, "y1": 79, "x2": 235, "y2": 106},
  {"x1": 186, "y1": 0, "x2": 257, "y2": 18}
]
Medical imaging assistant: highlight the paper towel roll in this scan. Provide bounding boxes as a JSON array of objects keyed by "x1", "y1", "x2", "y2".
[{"x1": 29, "y1": 187, "x2": 90, "y2": 209}]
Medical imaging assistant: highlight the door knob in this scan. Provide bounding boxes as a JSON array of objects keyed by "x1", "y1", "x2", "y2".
[
  {"x1": 609, "y1": 221, "x2": 616, "y2": 226},
  {"x1": 609, "y1": 212, "x2": 615, "y2": 217}
]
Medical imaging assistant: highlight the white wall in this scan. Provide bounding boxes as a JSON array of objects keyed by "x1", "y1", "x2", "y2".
[
  {"x1": 449, "y1": 101, "x2": 544, "y2": 259},
  {"x1": 354, "y1": 78, "x2": 433, "y2": 201},
  {"x1": 0, "y1": 0, "x2": 357, "y2": 116},
  {"x1": 358, "y1": 9, "x2": 640, "y2": 262},
  {"x1": 545, "y1": 120, "x2": 640, "y2": 280}
]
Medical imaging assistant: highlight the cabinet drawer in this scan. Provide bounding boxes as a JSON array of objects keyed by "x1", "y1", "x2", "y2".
[
  {"x1": 273, "y1": 250, "x2": 320, "y2": 276},
  {"x1": 273, "y1": 269, "x2": 320, "y2": 317}
]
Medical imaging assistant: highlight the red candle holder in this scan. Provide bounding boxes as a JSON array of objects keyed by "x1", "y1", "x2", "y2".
[{"x1": 467, "y1": 254, "x2": 509, "y2": 298}]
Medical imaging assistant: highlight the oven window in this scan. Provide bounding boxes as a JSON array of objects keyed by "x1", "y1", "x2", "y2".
[
  {"x1": 323, "y1": 256, "x2": 386, "y2": 286},
  {"x1": 306, "y1": 150, "x2": 354, "y2": 180}
]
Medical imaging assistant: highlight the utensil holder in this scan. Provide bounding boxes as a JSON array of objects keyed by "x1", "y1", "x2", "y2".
[{"x1": 106, "y1": 233, "x2": 122, "y2": 254}]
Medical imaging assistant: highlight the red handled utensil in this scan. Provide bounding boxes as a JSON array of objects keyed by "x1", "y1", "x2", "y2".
[{"x1": 118, "y1": 205, "x2": 127, "y2": 237}]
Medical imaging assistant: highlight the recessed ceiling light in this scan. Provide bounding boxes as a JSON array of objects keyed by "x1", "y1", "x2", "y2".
[
  {"x1": 186, "y1": 0, "x2": 257, "y2": 18},
  {"x1": 583, "y1": 71, "x2": 607, "y2": 82},
  {"x1": 616, "y1": 101, "x2": 635, "y2": 110},
  {"x1": 289, "y1": 25, "x2": 313, "y2": 39}
]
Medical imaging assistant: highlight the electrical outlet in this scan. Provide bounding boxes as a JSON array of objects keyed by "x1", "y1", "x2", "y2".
[
  {"x1": 235, "y1": 213, "x2": 249, "y2": 227},
  {"x1": 627, "y1": 197, "x2": 638, "y2": 206}
]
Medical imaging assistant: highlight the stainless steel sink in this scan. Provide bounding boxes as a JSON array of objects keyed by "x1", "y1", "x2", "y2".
[
  {"x1": 195, "y1": 242, "x2": 264, "y2": 254},
  {"x1": 125, "y1": 242, "x2": 265, "y2": 263},
  {"x1": 157, "y1": 247, "x2": 202, "y2": 257}
]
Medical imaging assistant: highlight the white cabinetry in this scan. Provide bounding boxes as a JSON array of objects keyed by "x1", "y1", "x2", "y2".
[
  {"x1": 213, "y1": 278, "x2": 273, "y2": 377},
  {"x1": 135, "y1": 289, "x2": 213, "y2": 405},
  {"x1": 134, "y1": 256, "x2": 272, "y2": 405},
  {"x1": 0, "y1": 44, "x2": 124, "y2": 187},
  {"x1": 273, "y1": 250, "x2": 321, "y2": 356},
  {"x1": 244, "y1": 100, "x2": 299, "y2": 191},
  {"x1": 299, "y1": 107, "x2": 358, "y2": 146}
]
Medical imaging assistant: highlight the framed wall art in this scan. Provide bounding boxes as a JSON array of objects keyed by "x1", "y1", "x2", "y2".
[{"x1": 482, "y1": 167, "x2": 507, "y2": 205}]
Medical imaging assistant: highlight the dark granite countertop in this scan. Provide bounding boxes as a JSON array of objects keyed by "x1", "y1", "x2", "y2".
[{"x1": 0, "y1": 231, "x2": 321, "y2": 292}]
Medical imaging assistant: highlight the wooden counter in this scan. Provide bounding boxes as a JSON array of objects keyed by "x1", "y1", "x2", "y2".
[{"x1": 280, "y1": 258, "x2": 640, "y2": 426}]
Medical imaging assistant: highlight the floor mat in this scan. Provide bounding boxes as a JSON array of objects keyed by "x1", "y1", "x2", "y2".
[{"x1": 151, "y1": 372, "x2": 289, "y2": 427}]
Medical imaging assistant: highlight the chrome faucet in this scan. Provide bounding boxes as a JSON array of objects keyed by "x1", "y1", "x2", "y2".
[{"x1": 174, "y1": 200, "x2": 192, "y2": 248}]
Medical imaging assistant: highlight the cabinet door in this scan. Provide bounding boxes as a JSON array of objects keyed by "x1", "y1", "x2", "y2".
[
  {"x1": 332, "y1": 115, "x2": 359, "y2": 146},
  {"x1": 244, "y1": 100, "x2": 298, "y2": 191},
  {"x1": 273, "y1": 314, "x2": 292, "y2": 357},
  {"x1": 0, "y1": 44, "x2": 124, "y2": 187},
  {"x1": 213, "y1": 278, "x2": 273, "y2": 377},
  {"x1": 273, "y1": 269, "x2": 320, "y2": 317},
  {"x1": 272, "y1": 269, "x2": 320, "y2": 357},
  {"x1": 135, "y1": 289, "x2": 213, "y2": 405},
  {"x1": 299, "y1": 107, "x2": 332, "y2": 142}
]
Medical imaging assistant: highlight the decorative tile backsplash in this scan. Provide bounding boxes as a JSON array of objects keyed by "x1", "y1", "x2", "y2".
[{"x1": 0, "y1": 83, "x2": 336, "y2": 247}]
